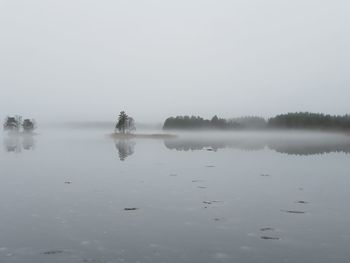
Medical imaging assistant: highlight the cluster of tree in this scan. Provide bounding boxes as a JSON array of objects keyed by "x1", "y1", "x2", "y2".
[
  {"x1": 163, "y1": 113, "x2": 350, "y2": 131},
  {"x1": 3, "y1": 116, "x2": 36, "y2": 132},
  {"x1": 268, "y1": 112, "x2": 350, "y2": 130},
  {"x1": 115, "y1": 111, "x2": 136, "y2": 134},
  {"x1": 229, "y1": 116, "x2": 267, "y2": 129},
  {"x1": 163, "y1": 115, "x2": 240, "y2": 130},
  {"x1": 163, "y1": 136, "x2": 350, "y2": 155}
]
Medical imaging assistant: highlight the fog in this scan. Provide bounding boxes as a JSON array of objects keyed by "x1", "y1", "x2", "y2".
[
  {"x1": 1, "y1": 0, "x2": 350, "y2": 123},
  {"x1": 162, "y1": 130, "x2": 350, "y2": 155},
  {"x1": 2, "y1": 126, "x2": 350, "y2": 262}
]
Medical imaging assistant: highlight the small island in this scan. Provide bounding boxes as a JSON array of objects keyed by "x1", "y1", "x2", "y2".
[
  {"x1": 110, "y1": 111, "x2": 177, "y2": 139},
  {"x1": 3, "y1": 115, "x2": 37, "y2": 133},
  {"x1": 163, "y1": 112, "x2": 350, "y2": 132}
]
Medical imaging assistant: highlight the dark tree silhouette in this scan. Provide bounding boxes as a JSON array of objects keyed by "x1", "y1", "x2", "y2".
[
  {"x1": 163, "y1": 115, "x2": 239, "y2": 130},
  {"x1": 268, "y1": 112, "x2": 350, "y2": 130},
  {"x1": 163, "y1": 112, "x2": 350, "y2": 131},
  {"x1": 22, "y1": 119, "x2": 36, "y2": 132},
  {"x1": 116, "y1": 111, "x2": 128, "y2": 133},
  {"x1": 115, "y1": 111, "x2": 136, "y2": 134},
  {"x1": 3, "y1": 116, "x2": 22, "y2": 131}
]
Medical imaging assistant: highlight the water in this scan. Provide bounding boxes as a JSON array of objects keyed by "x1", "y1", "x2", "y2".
[{"x1": 1, "y1": 129, "x2": 350, "y2": 263}]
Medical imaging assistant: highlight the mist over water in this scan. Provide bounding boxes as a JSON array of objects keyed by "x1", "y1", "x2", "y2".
[
  {"x1": 163, "y1": 131, "x2": 350, "y2": 155},
  {"x1": 1, "y1": 128, "x2": 350, "y2": 262},
  {"x1": 1, "y1": 0, "x2": 350, "y2": 261}
]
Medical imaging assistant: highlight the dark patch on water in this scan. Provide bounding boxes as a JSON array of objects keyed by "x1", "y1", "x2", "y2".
[
  {"x1": 192, "y1": 180, "x2": 205, "y2": 183},
  {"x1": 205, "y1": 148, "x2": 214, "y2": 151},
  {"x1": 260, "y1": 227, "x2": 275, "y2": 232},
  {"x1": 295, "y1": 200, "x2": 308, "y2": 204},
  {"x1": 43, "y1": 250, "x2": 64, "y2": 255},
  {"x1": 282, "y1": 210, "x2": 306, "y2": 214},
  {"x1": 203, "y1": 200, "x2": 222, "y2": 205},
  {"x1": 260, "y1": 174, "x2": 270, "y2": 177},
  {"x1": 124, "y1": 208, "x2": 139, "y2": 211},
  {"x1": 64, "y1": 181, "x2": 72, "y2": 184},
  {"x1": 261, "y1": 236, "x2": 280, "y2": 240},
  {"x1": 205, "y1": 165, "x2": 216, "y2": 168}
]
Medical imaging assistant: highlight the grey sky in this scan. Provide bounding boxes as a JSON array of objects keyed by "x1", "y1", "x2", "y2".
[{"x1": 0, "y1": 0, "x2": 349, "y2": 123}]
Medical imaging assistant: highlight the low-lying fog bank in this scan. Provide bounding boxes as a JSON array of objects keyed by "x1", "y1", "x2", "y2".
[{"x1": 162, "y1": 130, "x2": 350, "y2": 155}]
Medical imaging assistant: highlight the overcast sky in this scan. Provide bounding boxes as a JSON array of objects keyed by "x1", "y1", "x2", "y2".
[{"x1": 0, "y1": 0, "x2": 349, "y2": 123}]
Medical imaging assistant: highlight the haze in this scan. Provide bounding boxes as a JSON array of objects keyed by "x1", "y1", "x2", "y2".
[{"x1": 0, "y1": 0, "x2": 349, "y2": 123}]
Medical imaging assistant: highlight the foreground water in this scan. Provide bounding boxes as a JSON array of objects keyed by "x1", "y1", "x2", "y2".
[{"x1": 1, "y1": 129, "x2": 350, "y2": 263}]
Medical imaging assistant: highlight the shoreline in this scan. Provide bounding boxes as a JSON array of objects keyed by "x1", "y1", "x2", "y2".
[{"x1": 110, "y1": 133, "x2": 177, "y2": 139}]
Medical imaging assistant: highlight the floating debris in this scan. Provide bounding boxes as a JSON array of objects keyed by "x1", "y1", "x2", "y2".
[
  {"x1": 43, "y1": 250, "x2": 64, "y2": 255},
  {"x1": 64, "y1": 181, "x2": 72, "y2": 184},
  {"x1": 295, "y1": 200, "x2": 308, "y2": 204},
  {"x1": 261, "y1": 236, "x2": 280, "y2": 240},
  {"x1": 203, "y1": 200, "x2": 222, "y2": 205},
  {"x1": 282, "y1": 210, "x2": 306, "y2": 214},
  {"x1": 260, "y1": 227, "x2": 275, "y2": 232},
  {"x1": 124, "y1": 208, "x2": 139, "y2": 211},
  {"x1": 192, "y1": 180, "x2": 205, "y2": 183}
]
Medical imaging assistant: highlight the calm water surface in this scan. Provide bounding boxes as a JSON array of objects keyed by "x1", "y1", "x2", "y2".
[{"x1": 1, "y1": 129, "x2": 350, "y2": 263}]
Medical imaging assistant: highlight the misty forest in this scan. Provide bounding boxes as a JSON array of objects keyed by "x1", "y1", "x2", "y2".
[{"x1": 163, "y1": 112, "x2": 350, "y2": 130}]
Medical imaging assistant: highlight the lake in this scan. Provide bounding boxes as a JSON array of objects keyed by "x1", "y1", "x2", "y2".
[{"x1": 1, "y1": 129, "x2": 350, "y2": 263}]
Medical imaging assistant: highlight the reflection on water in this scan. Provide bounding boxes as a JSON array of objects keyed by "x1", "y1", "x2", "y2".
[
  {"x1": 1, "y1": 130, "x2": 350, "y2": 263},
  {"x1": 114, "y1": 139, "x2": 135, "y2": 161},
  {"x1": 163, "y1": 132, "x2": 350, "y2": 155},
  {"x1": 3, "y1": 133, "x2": 35, "y2": 153}
]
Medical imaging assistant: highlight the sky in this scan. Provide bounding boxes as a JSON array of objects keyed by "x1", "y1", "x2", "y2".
[{"x1": 0, "y1": 0, "x2": 349, "y2": 123}]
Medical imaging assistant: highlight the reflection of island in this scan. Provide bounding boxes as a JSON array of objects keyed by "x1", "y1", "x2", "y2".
[
  {"x1": 163, "y1": 133, "x2": 350, "y2": 156},
  {"x1": 3, "y1": 133, "x2": 36, "y2": 153},
  {"x1": 22, "y1": 134, "x2": 35, "y2": 150},
  {"x1": 164, "y1": 138, "x2": 265, "y2": 152},
  {"x1": 114, "y1": 139, "x2": 135, "y2": 161},
  {"x1": 267, "y1": 139, "x2": 350, "y2": 155}
]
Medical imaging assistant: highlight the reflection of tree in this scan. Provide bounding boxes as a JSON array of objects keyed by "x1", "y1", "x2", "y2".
[
  {"x1": 267, "y1": 139, "x2": 350, "y2": 155},
  {"x1": 115, "y1": 139, "x2": 135, "y2": 161},
  {"x1": 3, "y1": 133, "x2": 35, "y2": 153},
  {"x1": 164, "y1": 135, "x2": 350, "y2": 156},
  {"x1": 3, "y1": 135, "x2": 21, "y2": 153},
  {"x1": 22, "y1": 134, "x2": 35, "y2": 150},
  {"x1": 164, "y1": 138, "x2": 265, "y2": 152}
]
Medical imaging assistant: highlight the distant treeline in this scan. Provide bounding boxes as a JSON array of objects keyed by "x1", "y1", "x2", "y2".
[
  {"x1": 163, "y1": 115, "x2": 241, "y2": 130},
  {"x1": 163, "y1": 112, "x2": 350, "y2": 130},
  {"x1": 268, "y1": 112, "x2": 350, "y2": 130}
]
